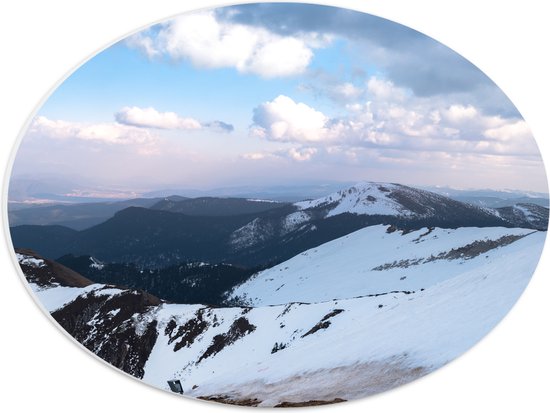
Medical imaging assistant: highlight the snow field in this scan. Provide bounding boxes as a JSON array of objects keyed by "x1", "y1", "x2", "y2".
[{"x1": 23, "y1": 224, "x2": 546, "y2": 404}]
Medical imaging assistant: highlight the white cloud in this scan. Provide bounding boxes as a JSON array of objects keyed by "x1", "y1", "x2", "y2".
[
  {"x1": 29, "y1": 116, "x2": 156, "y2": 145},
  {"x1": 367, "y1": 77, "x2": 406, "y2": 102},
  {"x1": 244, "y1": 36, "x2": 313, "y2": 78},
  {"x1": 251, "y1": 95, "x2": 328, "y2": 142},
  {"x1": 115, "y1": 106, "x2": 201, "y2": 130},
  {"x1": 332, "y1": 82, "x2": 363, "y2": 100},
  {"x1": 287, "y1": 147, "x2": 318, "y2": 161},
  {"x1": 443, "y1": 104, "x2": 479, "y2": 123},
  {"x1": 203, "y1": 120, "x2": 234, "y2": 133},
  {"x1": 299, "y1": 73, "x2": 366, "y2": 103},
  {"x1": 127, "y1": 11, "x2": 327, "y2": 78},
  {"x1": 28, "y1": 107, "x2": 233, "y2": 157},
  {"x1": 483, "y1": 120, "x2": 532, "y2": 142},
  {"x1": 242, "y1": 152, "x2": 271, "y2": 160},
  {"x1": 125, "y1": 32, "x2": 161, "y2": 59},
  {"x1": 241, "y1": 147, "x2": 318, "y2": 163},
  {"x1": 250, "y1": 78, "x2": 537, "y2": 158}
]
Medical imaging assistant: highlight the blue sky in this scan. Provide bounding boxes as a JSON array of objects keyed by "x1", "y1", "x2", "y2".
[
  {"x1": 11, "y1": 3, "x2": 548, "y2": 198},
  {"x1": 40, "y1": 35, "x2": 361, "y2": 126}
]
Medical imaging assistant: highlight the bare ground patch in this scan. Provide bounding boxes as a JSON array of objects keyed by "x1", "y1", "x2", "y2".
[
  {"x1": 372, "y1": 233, "x2": 530, "y2": 271},
  {"x1": 275, "y1": 398, "x2": 346, "y2": 407},
  {"x1": 197, "y1": 396, "x2": 261, "y2": 407},
  {"x1": 192, "y1": 358, "x2": 429, "y2": 407}
]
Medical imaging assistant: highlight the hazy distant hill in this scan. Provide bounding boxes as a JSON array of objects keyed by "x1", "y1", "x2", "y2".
[
  {"x1": 11, "y1": 182, "x2": 532, "y2": 269},
  {"x1": 423, "y1": 186, "x2": 549, "y2": 208},
  {"x1": 7, "y1": 197, "x2": 174, "y2": 230},
  {"x1": 142, "y1": 182, "x2": 355, "y2": 202},
  {"x1": 150, "y1": 197, "x2": 288, "y2": 216}
]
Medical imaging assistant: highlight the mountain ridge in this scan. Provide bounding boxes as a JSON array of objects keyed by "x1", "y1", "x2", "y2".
[{"x1": 10, "y1": 182, "x2": 547, "y2": 269}]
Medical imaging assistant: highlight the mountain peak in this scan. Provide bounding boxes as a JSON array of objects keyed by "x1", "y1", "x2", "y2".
[
  {"x1": 293, "y1": 181, "x2": 513, "y2": 227},
  {"x1": 295, "y1": 181, "x2": 425, "y2": 217}
]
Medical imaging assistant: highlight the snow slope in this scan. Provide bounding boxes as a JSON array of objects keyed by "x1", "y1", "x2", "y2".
[
  {"x1": 293, "y1": 181, "x2": 501, "y2": 221},
  {"x1": 229, "y1": 225, "x2": 539, "y2": 305},
  {"x1": 19, "y1": 226, "x2": 545, "y2": 406},
  {"x1": 144, "y1": 229, "x2": 546, "y2": 404},
  {"x1": 30, "y1": 283, "x2": 103, "y2": 312},
  {"x1": 295, "y1": 182, "x2": 408, "y2": 217}
]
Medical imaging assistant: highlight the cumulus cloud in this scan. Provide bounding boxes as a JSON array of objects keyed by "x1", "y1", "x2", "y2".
[
  {"x1": 127, "y1": 11, "x2": 329, "y2": 78},
  {"x1": 483, "y1": 120, "x2": 532, "y2": 142},
  {"x1": 221, "y1": 4, "x2": 491, "y2": 94},
  {"x1": 241, "y1": 147, "x2": 318, "y2": 162},
  {"x1": 332, "y1": 82, "x2": 363, "y2": 100},
  {"x1": 251, "y1": 95, "x2": 329, "y2": 142},
  {"x1": 300, "y1": 77, "x2": 365, "y2": 103},
  {"x1": 203, "y1": 120, "x2": 235, "y2": 133},
  {"x1": 287, "y1": 147, "x2": 318, "y2": 161},
  {"x1": 28, "y1": 106, "x2": 233, "y2": 154},
  {"x1": 125, "y1": 32, "x2": 162, "y2": 59},
  {"x1": 366, "y1": 77, "x2": 407, "y2": 102},
  {"x1": 250, "y1": 79, "x2": 537, "y2": 158},
  {"x1": 115, "y1": 106, "x2": 233, "y2": 133},
  {"x1": 29, "y1": 116, "x2": 156, "y2": 145},
  {"x1": 242, "y1": 152, "x2": 271, "y2": 161},
  {"x1": 124, "y1": 4, "x2": 521, "y2": 116},
  {"x1": 442, "y1": 104, "x2": 479, "y2": 124},
  {"x1": 115, "y1": 106, "x2": 202, "y2": 130},
  {"x1": 302, "y1": 76, "x2": 409, "y2": 107},
  {"x1": 220, "y1": 3, "x2": 521, "y2": 117}
]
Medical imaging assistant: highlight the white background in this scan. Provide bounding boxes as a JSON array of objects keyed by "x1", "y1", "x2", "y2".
[{"x1": 1, "y1": 1, "x2": 548, "y2": 412}]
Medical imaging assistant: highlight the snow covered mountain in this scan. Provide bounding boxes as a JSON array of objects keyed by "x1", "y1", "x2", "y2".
[
  {"x1": 12, "y1": 182, "x2": 544, "y2": 270},
  {"x1": 296, "y1": 182, "x2": 447, "y2": 216},
  {"x1": 16, "y1": 221, "x2": 546, "y2": 406},
  {"x1": 227, "y1": 182, "x2": 546, "y2": 255},
  {"x1": 493, "y1": 203, "x2": 548, "y2": 231},
  {"x1": 227, "y1": 182, "x2": 509, "y2": 252},
  {"x1": 294, "y1": 182, "x2": 499, "y2": 218},
  {"x1": 228, "y1": 225, "x2": 540, "y2": 306}
]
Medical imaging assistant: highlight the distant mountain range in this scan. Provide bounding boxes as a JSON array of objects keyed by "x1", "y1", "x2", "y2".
[
  {"x1": 151, "y1": 197, "x2": 286, "y2": 216},
  {"x1": 9, "y1": 182, "x2": 548, "y2": 231},
  {"x1": 8, "y1": 177, "x2": 356, "y2": 205},
  {"x1": 8, "y1": 195, "x2": 286, "y2": 230},
  {"x1": 8, "y1": 197, "x2": 168, "y2": 230},
  {"x1": 10, "y1": 182, "x2": 548, "y2": 274},
  {"x1": 423, "y1": 186, "x2": 549, "y2": 208}
]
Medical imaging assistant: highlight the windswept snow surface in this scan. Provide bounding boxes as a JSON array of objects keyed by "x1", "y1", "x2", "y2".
[
  {"x1": 144, "y1": 227, "x2": 544, "y2": 404},
  {"x1": 29, "y1": 283, "x2": 104, "y2": 312},
  {"x1": 229, "y1": 225, "x2": 539, "y2": 305},
  {"x1": 20, "y1": 226, "x2": 546, "y2": 405}
]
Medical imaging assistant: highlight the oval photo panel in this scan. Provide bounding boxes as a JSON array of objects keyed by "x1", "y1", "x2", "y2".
[{"x1": 7, "y1": 2, "x2": 548, "y2": 408}]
